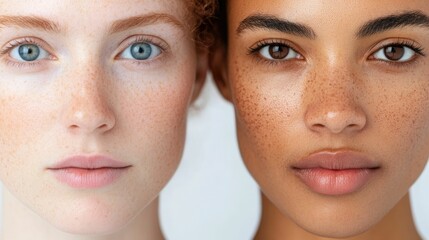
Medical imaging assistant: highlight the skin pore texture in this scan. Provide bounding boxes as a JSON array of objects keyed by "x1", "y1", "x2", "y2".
[
  {"x1": 211, "y1": 0, "x2": 429, "y2": 239},
  {"x1": 0, "y1": 0, "x2": 209, "y2": 239}
]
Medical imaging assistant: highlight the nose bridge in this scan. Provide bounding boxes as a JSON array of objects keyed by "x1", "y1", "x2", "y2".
[
  {"x1": 303, "y1": 64, "x2": 366, "y2": 135},
  {"x1": 306, "y1": 62, "x2": 358, "y2": 104},
  {"x1": 61, "y1": 60, "x2": 116, "y2": 135}
]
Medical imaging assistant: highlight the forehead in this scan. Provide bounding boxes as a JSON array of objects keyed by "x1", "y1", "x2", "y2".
[
  {"x1": 228, "y1": 0, "x2": 429, "y2": 32},
  {"x1": 0, "y1": 0, "x2": 190, "y2": 28}
]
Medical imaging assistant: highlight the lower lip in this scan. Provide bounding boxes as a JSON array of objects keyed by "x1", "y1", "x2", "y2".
[
  {"x1": 51, "y1": 167, "x2": 129, "y2": 189},
  {"x1": 293, "y1": 168, "x2": 377, "y2": 195}
]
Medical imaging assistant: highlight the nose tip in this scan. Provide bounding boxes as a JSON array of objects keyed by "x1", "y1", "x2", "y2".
[
  {"x1": 305, "y1": 106, "x2": 367, "y2": 135},
  {"x1": 62, "y1": 83, "x2": 116, "y2": 135},
  {"x1": 68, "y1": 108, "x2": 116, "y2": 134}
]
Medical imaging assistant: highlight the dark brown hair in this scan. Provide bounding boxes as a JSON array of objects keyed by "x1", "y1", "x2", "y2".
[{"x1": 211, "y1": 0, "x2": 227, "y2": 45}]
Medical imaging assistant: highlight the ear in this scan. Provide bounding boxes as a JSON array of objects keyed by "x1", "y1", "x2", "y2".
[
  {"x1": 191, "y1": 47, "x2": 209, "y2": 103},
  {"x1": 209, "y1": 40, "x2": 232, "y2": 102}
]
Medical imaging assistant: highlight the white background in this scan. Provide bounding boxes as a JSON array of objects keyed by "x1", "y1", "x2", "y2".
[{"x1": 1, "y1": 77, "x2": 428, "y2": 239}]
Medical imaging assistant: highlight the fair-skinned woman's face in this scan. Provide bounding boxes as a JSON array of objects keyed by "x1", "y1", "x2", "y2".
[
  {"x1": 0, "y1": 0, "x2": 205, "y2": 235},
  {"x1": 214, "y1": 0, "x2": 429, "y2": 237}
]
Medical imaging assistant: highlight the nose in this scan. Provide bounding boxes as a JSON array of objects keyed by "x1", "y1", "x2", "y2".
[
  {"x1": 304, "y1": 72, "x2": 367, "y2": 135},
  {"x1": 61, "y1": 66, "x2": 116, "y2": 135}
]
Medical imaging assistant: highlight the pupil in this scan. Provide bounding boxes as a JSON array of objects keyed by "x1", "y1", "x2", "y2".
[
  {"x1": 18, "y1": 44, "x2": 40, "y2": 61},
  {"x1": 384, "y1": 45, "x2": 405, "y2": 61},
  {"x1": 269, "y1": 45, "x2": 289, "y2": 59},
  {"x1": 131, "y1": 43, "x2": 152, "y2": 60}
]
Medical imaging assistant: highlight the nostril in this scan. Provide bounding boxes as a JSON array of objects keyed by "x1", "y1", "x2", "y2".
[
  {"x1": 98, "y1": 123, "x2": 109, "y2": 130},
  {"x1": 313, "y1": 123, "x2": 325, "y2": 129},
  {"x1": 305, "y1": 104, "x2": 367, "y2": 135}
]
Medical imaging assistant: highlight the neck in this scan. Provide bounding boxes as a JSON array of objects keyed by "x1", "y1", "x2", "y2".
[
  {"x1": 254, "y1": 192, "x2": 421, "y2": 240},
  {"x1": 1, "y1": 188, "x2": 164, "y2": 240}
]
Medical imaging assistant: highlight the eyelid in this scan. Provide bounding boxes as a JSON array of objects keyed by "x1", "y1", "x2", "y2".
[
  {"x1": 248, "y1": 39, "x2": 303, "y2": 55},
  {"x1": 246, "y1": 38, "x2": 306, "y2": 69},
  {"x1": 367, "y1": 38, "x2": 425, "y2": 61},
  {"x1": 115, "y1": 35, "x2": 169, "y2": 60},
  {"x1": 0, "y1": 37, "x2": 56, "y2": 59},
  {"x1": 247, "y1": 38, "x2": 306, "y2": 63}
]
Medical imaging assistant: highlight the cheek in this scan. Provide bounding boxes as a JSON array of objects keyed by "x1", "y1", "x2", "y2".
[
  {"x1": 0, "y1": 93, "x2": 52, "y2": 185},
  {"x1": 371, "y1": 75, "x2": 429, "y2": 185},
  {"x1": 229, "y1": 63, "x2": 302, "y2": 182},
  {"x1": 117, "y1": 67, "x2": 195, "y2": 184}
]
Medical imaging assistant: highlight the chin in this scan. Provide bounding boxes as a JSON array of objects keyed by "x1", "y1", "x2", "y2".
[
  {"x1": 302, "y1": 224, "x2": 369, "y2": 239},
  {"x1": 50, "y1": 213, "x2": 131, "y2": 236},
  {"x1": 42, "y1": 198, "x2": 139, "y2": 236},
  {"x1": 290, "y1": 208, "x2": 385, "y2": 239}
]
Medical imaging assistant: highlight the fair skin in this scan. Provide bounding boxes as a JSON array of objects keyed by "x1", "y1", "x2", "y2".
[
  {"x1": 212, "y1": 0, "x2": 429, "y2": 239},
  {"x1": 0, "y1": 1, "x2": 207, "y2": 240}
]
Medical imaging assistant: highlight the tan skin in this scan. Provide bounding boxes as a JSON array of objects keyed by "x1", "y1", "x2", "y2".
[
  {"x1": 212, "y1": 0, "x2": 429, "y2": 239},
  {"x1": 0, "y1": 0, "x2": 208, "y2": 240}
]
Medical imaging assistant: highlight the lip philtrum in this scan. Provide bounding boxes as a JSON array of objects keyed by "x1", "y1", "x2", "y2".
[
  {"x1": 292, "y1": 150, "x2": 380, "y2": 195},
  {"x1": 48, "y1": 155, "x2": 131, "y2": 189}
]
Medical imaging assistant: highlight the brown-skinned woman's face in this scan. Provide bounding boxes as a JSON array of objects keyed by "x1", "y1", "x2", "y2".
[{"x1": 214, "y1": 0, "x2": 429, "y2": 237}]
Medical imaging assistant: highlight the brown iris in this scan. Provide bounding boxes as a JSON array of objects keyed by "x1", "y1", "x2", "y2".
[
  {"x1": 384, "y1": 45, "x2": 405, "y2": 61},
  {"x1": 268, "y1": 45, "x2": 289, "y2": 59}
]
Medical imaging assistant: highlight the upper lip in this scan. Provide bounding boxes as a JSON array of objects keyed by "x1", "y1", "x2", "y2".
[
  {"x1": 48, "y1": 155, "x2": 131, "y2": 169},
  {"x1": 292, "y1": 150, "x2": 380, "y2": 170}
]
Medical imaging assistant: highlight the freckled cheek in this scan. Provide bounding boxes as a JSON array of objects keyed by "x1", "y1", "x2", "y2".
[
  {"x1": 0, "y1": 95, "x2": 53, "y2": 189},
  {"x1": 368, "y1": 73, "x2": 429, "y2": 187},
  {"x1": 120, "y1": 74, "x2": 194, "y2": 167},
  {"x1": 377, "y1": 91, "x2": 429, "y2": 165},
  {"x1": 0, "y1": 96, "x2": 49, "y2": 149},
  {"x1": 230, "y1": 67, "x2": 298, "y2": 171}
]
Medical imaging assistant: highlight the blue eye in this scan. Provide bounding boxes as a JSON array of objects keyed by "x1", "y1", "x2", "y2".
[
  {"x1": 120, "y1": 42, "x2": 161, "y2": 60},
  {"x1": 10, "y1": 44, "x2": 49, "y2": 62}
]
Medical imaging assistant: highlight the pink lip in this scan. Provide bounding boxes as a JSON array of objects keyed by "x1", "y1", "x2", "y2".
[
  {"x1": 48, "y1": 155, "x2": 131, "y2": 189},
  {"x1": 292, "y1": 150, "x2": 380, "y2": 196}
]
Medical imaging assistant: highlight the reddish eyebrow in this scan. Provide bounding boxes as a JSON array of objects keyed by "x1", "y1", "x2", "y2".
[
  {"x1": 109, "y1": 13, "x2": 185, "y2": 34},
  {"x1": 0, "y1": 14, "x2": 186, "y2": 35},
  {"x1": 0, "y1": 15, "x2": 61, "y2": 32}
]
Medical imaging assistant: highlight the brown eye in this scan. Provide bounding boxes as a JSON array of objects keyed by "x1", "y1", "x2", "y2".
[
  {"x1": 259, "y1": 44, "x2": 300, "y2": 60},
  {"x1": 373, "y1": 44, "x2": 417, "y2": 62},
  {"x1": 268, "y1": 45, "x2": 290, "y2": 59},
  {"x1": 384, "y1": 45, "x2": 405, "y2": 61}
]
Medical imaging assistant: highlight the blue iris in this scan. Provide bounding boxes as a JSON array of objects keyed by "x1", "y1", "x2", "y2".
[
  {"x1": 130, "y1": 43, "x2": 152, "y2": 60},
  {"x1": 18, "y1": 44, "x2": 40, "y2": 61}
]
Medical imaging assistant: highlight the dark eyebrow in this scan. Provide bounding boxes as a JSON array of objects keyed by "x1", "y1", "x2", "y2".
[
  {"x1": 109, "y1": 13, "x2": 185, "y2": 34},
  {"x1": 0, "y1": 15, "x2": 61, "y2": 32},
  {"x1": 357, "y1": 11, "x2": 429, "y2": 38},
  {"x1": 236, "y1": 14, "x2": 316, "y2": 39}
]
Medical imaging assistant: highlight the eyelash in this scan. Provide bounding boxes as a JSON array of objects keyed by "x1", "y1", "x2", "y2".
[
  {"x1": 130, "y1": 36, "x2": 167, "y2": 50},
  {"x1": 369, "y1": 39, "x2": 425, "y2": 67},
  {"x1": 0, "y1": 37, "x2": 53, "y2": 68},
  {"x1": 247, "y1": 39, "x2": 426, "y2": 68},
  {"x1": 0, "y1": 35, "x2": 169, "y2": 70},
  {"x1": 117, "y1": 35, "x2": 168, "y2": 65},
  {"x1": 247, "y1": 39, "x2": 302, "y2": 66}
]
